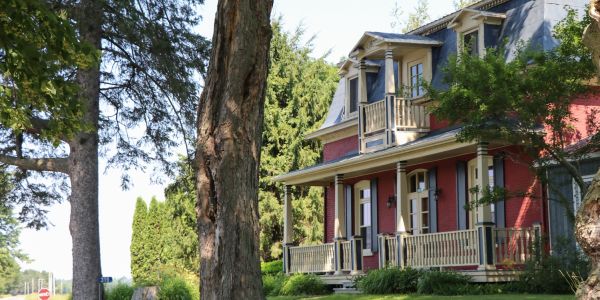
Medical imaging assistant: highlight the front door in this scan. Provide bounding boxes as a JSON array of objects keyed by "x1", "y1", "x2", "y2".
[{"x1": 407, "y1": 170, "x2": 429, "y2": 234}]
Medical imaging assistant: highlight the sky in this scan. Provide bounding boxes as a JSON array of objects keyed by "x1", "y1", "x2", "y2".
[{"x1": 18, "y1": 0, "x2": 459, "y2": 280}]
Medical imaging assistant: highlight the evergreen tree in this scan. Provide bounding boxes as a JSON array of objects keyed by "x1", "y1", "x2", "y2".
[
  {"x1": 130, "y1": 197, "x2": 149, "y2": 284},
  {"x1": 259, "y1": 20, "x2": 338, "y2": 260},
  {"x1": 145, "y1": 197, "x2": 164, "y2": 284}
]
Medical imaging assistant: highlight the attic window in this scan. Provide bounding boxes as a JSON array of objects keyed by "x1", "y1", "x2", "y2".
[
  {"x1": 349, "y1": 77, "x2": 358, "y2": 113},
  {"x1": 463, "y1": 30, "x2": 479, "y2": 56}
]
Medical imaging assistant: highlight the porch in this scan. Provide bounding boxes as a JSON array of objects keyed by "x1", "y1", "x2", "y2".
[{"x1": 283, "y1": 226, "x2": 540, "y2": 282}]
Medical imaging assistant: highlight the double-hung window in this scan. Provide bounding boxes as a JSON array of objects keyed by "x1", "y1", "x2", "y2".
[{"x1": 409, "y1": 63, "x2": 424, "y2": 98}]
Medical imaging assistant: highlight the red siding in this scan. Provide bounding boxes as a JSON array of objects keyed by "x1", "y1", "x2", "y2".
[
  {"x1": 321, "y1": 146, "x2": 546, "y2": 271},
  {"x1": 429, "y1": 114, "x2": 451, "y2": 131},
  {"x1": 323, "y1": 135, "x2": 358, "y2": 162}
]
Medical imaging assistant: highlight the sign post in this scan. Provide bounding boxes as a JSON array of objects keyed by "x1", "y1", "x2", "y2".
[
  {"x1": 38, "y1": 288, "x2": 50, "y2": 300},
  {"x1": 98, "y1": 276, "x2": 113, "y2": 299}
]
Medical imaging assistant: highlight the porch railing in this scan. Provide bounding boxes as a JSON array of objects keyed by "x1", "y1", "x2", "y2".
[
  {"x1": 288, "y1": 243, "x2": 335, "y2": 274},
  {"x1": 339, "y1": 240, "x2": 353, "y2": 272},
  {"x1": 363, "y1": 100, "x2": 386, "y2": 134},
  {"x1": 404, "y1": 229, "x2": 479, "y2": 268},
  {"x1": 494, "y1": 227, "x2": 538, "y2": 265},
  {"x1": 378, "y1": 235, "x2": 399, "y2": 267}
]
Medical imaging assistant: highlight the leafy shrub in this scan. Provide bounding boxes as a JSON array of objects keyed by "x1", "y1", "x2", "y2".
[
  {"x1": 356, "y1": 267, "x2": 422, "y2": 294},
  {"x1": 105, "y1": 282, "x2": 134, "y2": 300},
  {"x1": 417, "y1": 270, "x2": 470, "y2": 295},
  {"x1": 262, "y1": 274, "x2": 286, "y2": 296},
  {"x1": 513, "y1": 237, "x2": 589, "y2": 294},
  {"x1": 158, "y1": 276, "x2": 195, "y2": 300},
  {"x1": 280, "y1": 274, "x2": 327, "y2": 296},
  {"x1": 261, "y1": 260, "x2": 283, "y2": 275}
]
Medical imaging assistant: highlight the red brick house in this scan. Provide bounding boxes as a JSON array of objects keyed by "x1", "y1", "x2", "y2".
[{"x1": 273, "y1": 0, "x2": 598, "y2": 283}]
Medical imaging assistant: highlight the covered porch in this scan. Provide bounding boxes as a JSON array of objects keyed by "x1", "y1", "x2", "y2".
[{"x1": 276, "y1": 138, "x2": 543, "y2": 282}]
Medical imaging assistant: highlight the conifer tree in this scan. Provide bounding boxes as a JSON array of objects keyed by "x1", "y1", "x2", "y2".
[{"x1": 130, "y1": 197, "x2": 149, "y2": 284}]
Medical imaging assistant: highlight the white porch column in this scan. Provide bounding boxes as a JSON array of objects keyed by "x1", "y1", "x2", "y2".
[
  {"x1": 358, "y1": 59, "x2": 368, "y2": 153},
  {"x1": 334, "y1": 174, "x2": 346, "y2": 239},
  {"x1": 396, "y1": 161, "x2": 409, "y2": 233},
  {"x1": 476, "y1": 142, "x2": 492, "y2": 223},
  {"x1": 385, "y1": 49, "x2": 396, "y2": 146},
  {"x1": 283, "y1": 185, "x2": 293, "y2": 244},
  {"x1": 475, "y1": 141, "x2": 495, "y2": 270}
]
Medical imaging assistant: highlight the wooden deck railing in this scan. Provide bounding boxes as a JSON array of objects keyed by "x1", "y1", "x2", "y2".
[
  {"x1": 397, "y1": 98, "x2": 429, "y2": 130},
  {"x1": 404, "y1": 229, "x2": 479, "y2": 268},
  {"x1": 363, "y1": 100, "x2": 386, "y2": 134},
  {"x1": 494, "y1": 227, "x2": 538, "y2": 265},
  {"x1": 288, "y1": 243, "x2": 335, "y2": 274}
]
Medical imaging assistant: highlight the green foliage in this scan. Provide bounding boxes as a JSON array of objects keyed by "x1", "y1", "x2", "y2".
[
  {"x1": 262, "y1": 274, "x2": 286, "y2": 296},
  {"x1": 261, "y1": 260, "x2": 283, "y2": 275},
  {"x1": 513, "y1": 238, "x2": 589, "y2": 294},
  {"x1": 453, "y1": 0, "x2": 479, "y2": 10},
  {"x1": 158, "y1": 276, "x2": 198, "y2": 300},
  {"x1": 0, "y1": 0, "x2": 98, "y2": 144},
  {"x1": 130, "y1": 198, "x2": 150, "y2": 285},
  {"x1": 259, "y1": 19, "x2": 338, "y2": 260},
  {"x1": 356, "y1": 267, "x2": 423, "y2": 294},
  {"x1": 428, "y1": 7, "x2": 597, "y2": 210},
  {"x1": 104, "y1": 282, "x2": 134, "y2": 300},
  {"x1": 280, "y1": 274, "x2": 328, "y2": 296},
  {"x1": 390, "y1": 0, "x2": 430, "y2": 33},
  {"x1": 416, "y1": 270, "x2": 471, "y2": 295},
  {"x1": 130, "y1": 161, "x2": 199, "y2": 286}
]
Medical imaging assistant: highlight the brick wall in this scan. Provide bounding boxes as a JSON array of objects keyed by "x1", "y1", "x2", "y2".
[{"x1": 323, "y1": 135, "x2": 358, "y2": 162}]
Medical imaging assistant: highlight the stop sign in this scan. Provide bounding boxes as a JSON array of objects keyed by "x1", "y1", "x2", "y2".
[{"x1": 38, "y1": 288, "x2": 50, "y2": 300}]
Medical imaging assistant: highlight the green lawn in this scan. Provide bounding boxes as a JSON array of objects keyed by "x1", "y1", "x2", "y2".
[{"x1": 268, "y1": 295, "x2": 575, "y2": 300}]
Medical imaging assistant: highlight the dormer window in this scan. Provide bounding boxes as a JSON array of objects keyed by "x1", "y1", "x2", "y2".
[
  {"x1": 409, "y1": 62, "x2": 424, "y2": 98},
  {"x1": 463, "y1": 30, "x2": 479, "y2": 56},
  {"x1": 448, "y1": 9, "x2": 505, "y2": 58},
  {"x1": 349, "y1": 77, "x2": 358, "y2": 113}
]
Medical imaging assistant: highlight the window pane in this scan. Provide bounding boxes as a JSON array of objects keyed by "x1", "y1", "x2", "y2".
[
  {"x1": 488, "y1": 166, "x2": 494, "y2": 188},
  {"x1": 410, "y1": 175, "x2": 416, "y2": 193},
  {"x1": 363, "y1": 202, "x2": 371, "y2": 226},
  {"x1": 410, "y1": 199, "x2": 416, "y2": 214},
  {"x1": 422, "y1": 213, "x2": 429, "y2": 227},
  {"x1": 417, "y1": 63, "x2": 423, "y2": 74},
  {"x1": 365, "y1": 228, "x2": 372, "y2": 249},
  {"x1": 361, "y1": 227, "x2": 367, "y2": 248},
  {"x1": 464, "y1": 31, "x2": 479, "y2": 56},
  {"x1": 363, "y1": 188, "x2": 370, "y2": 199},
  {"x1": 418, "y1": 173, "x2": 426, "y2": 191},
  {"x1": 421, "y1": 197, "x2": 428, "y2": 212},
  {"x1": 350, "y1": 78, "x2": 358, "y2": 113}
]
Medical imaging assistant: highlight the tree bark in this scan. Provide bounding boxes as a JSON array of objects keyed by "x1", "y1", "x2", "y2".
[
  {"x1": 69, "y1": 0, "x2": 103, "y2": 299},
  {"x1": 576, "y1": 169, "x2": 600, "y2": 299},
  {"x1": 195, "y1": 0, "x2": 273, "y2": 299}
]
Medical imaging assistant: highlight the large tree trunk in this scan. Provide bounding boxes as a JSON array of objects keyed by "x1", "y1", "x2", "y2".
[
  {"x1": 195, "y1": 0, "x2": 273, "y2": 299},
  {"x1": 69, "y1": 0, "x2": 103, "y2": 299},
  {"x1": 576, "y1": 168, "x2": 600, "y2": 299}
]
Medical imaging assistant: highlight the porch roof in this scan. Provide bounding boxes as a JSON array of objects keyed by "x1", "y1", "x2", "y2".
[{"x1": 273, "y1": 126, "x2": 483, "y2": 186}]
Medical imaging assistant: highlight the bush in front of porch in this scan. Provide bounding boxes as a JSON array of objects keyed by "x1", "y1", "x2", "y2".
[{"x1": 356, "y1": 268, "x2": 423, "y2": 294}]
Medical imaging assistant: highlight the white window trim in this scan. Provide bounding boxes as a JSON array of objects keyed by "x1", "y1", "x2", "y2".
[
  {"x1": 354, "y1": 180, "x2": 373, "y2": 256},
  {"x1": 407, "y1": 59, "x2": 426, "y2": 99},
  {"x1": 407, "y1": 169, "x2": 429, "y2": 235},
  {"x1": 345, "y1": 75, "x2": 359, "y2": 119},
  {"x1": 572, "y1": 174, "x2": 595, "y2": 214}
]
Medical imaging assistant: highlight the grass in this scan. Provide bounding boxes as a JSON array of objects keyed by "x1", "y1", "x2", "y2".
[{"x1": 268, "y1": 295, "x2": 575, "y2": 300}]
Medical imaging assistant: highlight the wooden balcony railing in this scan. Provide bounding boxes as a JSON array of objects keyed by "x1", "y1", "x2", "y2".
[
  {"x1": 494, "y1": 227, "x2": 538, "y2": 265},
  {"x1": 397, "y1": 98, "x2": 429, "y2": 130},
  {"x1": 363, "y1": 100, "x2": 386, "y2": 134},
  {"x1": 288, "y1": 243, "x2": 335, "y2": 274},
  {"x1": 404, "y1": 229, "x2": 479, "y2": 268}
]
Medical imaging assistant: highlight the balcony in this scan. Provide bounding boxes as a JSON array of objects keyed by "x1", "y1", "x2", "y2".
[{"x1": 361, "y1": 95, "x2": 430, "y2": 152}]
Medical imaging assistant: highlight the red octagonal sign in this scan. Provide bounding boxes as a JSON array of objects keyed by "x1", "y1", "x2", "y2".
[{"x1": 38, "y1": 288, "x2": 50, "y2": 300}]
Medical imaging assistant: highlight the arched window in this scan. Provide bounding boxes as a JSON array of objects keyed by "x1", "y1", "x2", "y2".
[{"x1": 407, "y1": 170, "x2": 429, "y2": 234}]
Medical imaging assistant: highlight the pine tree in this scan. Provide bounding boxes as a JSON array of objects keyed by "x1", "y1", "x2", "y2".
[
  {"x1": 145, "y1": 197, "x2": 163, "y2": 284},
  {"x1": 259, "y1": 20, "x2": 338, "y2": 260},
  {"x1": 130, "y1": 198, "x2": 149, "y2": 284}
]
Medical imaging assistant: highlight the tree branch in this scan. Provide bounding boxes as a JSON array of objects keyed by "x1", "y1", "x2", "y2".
[{"x1": 0, "y1": 155, "x2": 69, "y2": 174}]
